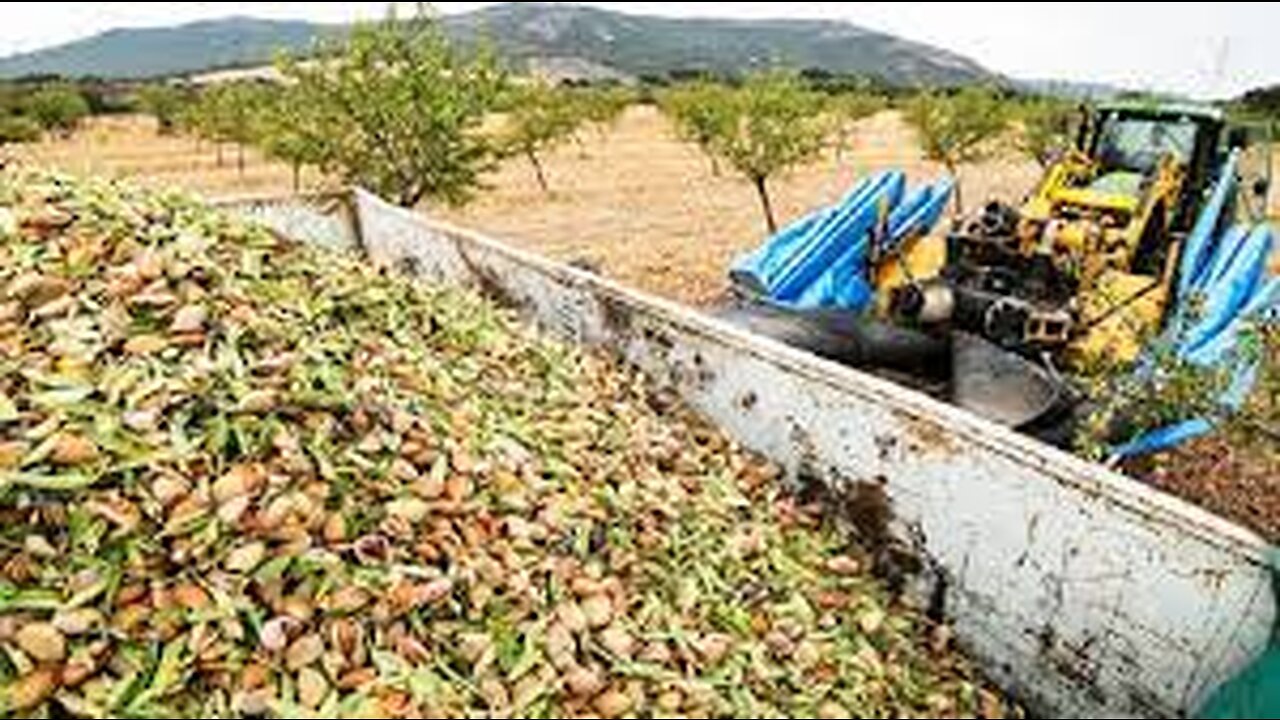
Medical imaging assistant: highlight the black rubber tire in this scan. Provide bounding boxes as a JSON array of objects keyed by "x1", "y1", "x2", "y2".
[{"x1": 713, "y1": 298, "x2": 951, "y2": 382}]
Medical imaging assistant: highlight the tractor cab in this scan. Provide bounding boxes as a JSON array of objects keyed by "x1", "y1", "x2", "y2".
[
  {"x1": 1081, "y1": 102, "x2": 1226, "y2": 230},
  {"x1": 889, "y1": 101, "x2": 1252, "y2": 368}
]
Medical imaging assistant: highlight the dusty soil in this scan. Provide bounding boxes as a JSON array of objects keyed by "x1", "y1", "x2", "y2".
[
  {"x1": 1130, "y1": 437, "x2": 1280, "y2": 542},
  {"x1": 8, "y1": 114, "x2": 335, "y2": 201},
  {"x1": 436, "y1": 105, "x2": 1040, "y2": 306},
  {"x1": 12, "y1": 108, "x2": 1042, "y2": 306}
]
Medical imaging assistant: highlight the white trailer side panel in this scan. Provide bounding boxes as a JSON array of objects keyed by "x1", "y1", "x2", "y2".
[{"x1": 228, "y1": 190, "x2": 1276, "y2": 719}]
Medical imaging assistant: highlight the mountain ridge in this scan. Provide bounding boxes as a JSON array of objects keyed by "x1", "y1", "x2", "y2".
[{"x1": 0, "y1": 3, "x2": 995, "y2": 87}]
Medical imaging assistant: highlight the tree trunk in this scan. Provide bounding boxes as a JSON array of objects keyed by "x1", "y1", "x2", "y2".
[
  {"x1": 526, "y1": 150, "x2": 550, "y2": 194},
  {"x1": 754, "y1": 176, "x2": 777, "y2": 234},
  {"x1": 709, "y1": 154, "x2": 720, "y2": 177},
  {"x1": 291, "y1": 162, "x2": 301, "y2": 194},
  {"x1": 948, "y1": 163, "x2": 964, "y2": 216},
  {"x1": 237, "y1": 144, "x2": 245, "y2": 177},
  {"x1": 215, "y1": 143, "x2": 224, "y2": 168}
]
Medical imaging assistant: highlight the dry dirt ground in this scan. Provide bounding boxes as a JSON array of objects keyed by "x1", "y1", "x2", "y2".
[
  {"x1": 13, "y1": 108, "x2": 1045, "y2": 306},
  {"x1": 9, "y1": 114, "x2": 334, "y2": 201},
  {"x1": 436, "y1": 105, "x2": 1043, "y2": 306}
]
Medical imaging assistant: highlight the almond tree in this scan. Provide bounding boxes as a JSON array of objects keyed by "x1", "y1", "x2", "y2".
[
  {"x1": 659, "y1": 80, "x2": 735, "y2": 176},
  {"x1": 575, "y1": 86, "x2": 634, "y2": 140},
  {"x1": 252, "y1": 86, "x2": 327, "y2": 193},
  {"x1": 24, "y1": 85, "x2": 90, "y2": 137},
  {"x1": 1016, "y1": 97, "x2": 1078, "y2": 169},
  {"x1": 498, "y1": 84, "x2": 585, "y2": 193},
  {"x1": 691, "y1": 72, "x2": 829, "y2": 233},
  {"x1": 280, "y1": 4, "x2": 506, "y2": 207},
  {"x1": 191, "y1": 83, "x2": 259, "y2": 171},
  {"x1": 829, "y1": 91, "x2": 884, "y2": 161},
  {"x1": 137, "y1": 84, "x2": 188, "y2": 136},
  {"x1": 904, "y1": 87, "x2": 1009, "y2": 214}
]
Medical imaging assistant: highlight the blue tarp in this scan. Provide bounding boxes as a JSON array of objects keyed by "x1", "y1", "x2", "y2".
[
  {"x1": 729, "y1": 173, "x2": 953, "y2": 311},
  {"x1": 1108, "y1": 149, "x2": 1280, "y2": 460},
  {"x1": 1111, "y1": 221, "x2": 1277, "y2": 459},
  {"x1": 1178, "y1": 149, "x2": 1241, "y2": 299}
]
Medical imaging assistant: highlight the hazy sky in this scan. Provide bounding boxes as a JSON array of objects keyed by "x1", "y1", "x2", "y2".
[{"x1": 0, "y1": 2, "x2": 1275, "y2": 98}]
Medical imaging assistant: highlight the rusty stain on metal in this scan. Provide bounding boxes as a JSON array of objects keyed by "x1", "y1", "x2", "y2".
[{"x1": 899, "y1": 412, "x2": 961, "y2": 457}]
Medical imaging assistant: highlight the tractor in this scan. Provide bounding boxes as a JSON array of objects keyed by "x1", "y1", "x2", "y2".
[{"x1": 724, "y1": 101, "x2": 1273, "y2": 436}]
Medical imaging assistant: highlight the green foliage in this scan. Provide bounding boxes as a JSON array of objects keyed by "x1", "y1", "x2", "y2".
[
  {"x1": 1225, "y1": 323, "x2": 1280, "y2": 447},
  {"x1": 1236, "y1": 84, "x2": 1280, "y2": 119},
  {"x1": 498, "y1": 84, "x2": 586, "y2": 193},
  {"x1": 664, "y1": 72, "x2": 828, "y2": 233},
  {"x1": 279, "y1": 4, "x2": 506, "y2": 207},
  {"x1": 1015, "y1": 98, "x2": 1077, "y2": 169},
  {"x1": 658, "y1": 80, "x2": 735, "y2": 175},
  {"x1": 138, "y1": 84, "x2": 189, "y2": 135},
  {"x1": 1075, "y1": 317, "x2": 1279, "y2": 461},
  {"x1": 573, "y1": 86, "x2": 634, "y2": 136},
  {"x1": 188, "y1": 82, "x2": 267, "y2": 173},
  {"x1": 828, "y1": 91, "x2": 885, "y2": 160},
  {"x1": 250, "y1": 86, "x2": 327, "y2": 192},
  {"x1": 903, "y1": 87, "x2": 1009, "y2": 213},
  {"x1": 0, "y1": 115, "x2": 41, "y2": 145},
  {"x1": 23, "y1": 84, "x2": 90, "y2": 136}
]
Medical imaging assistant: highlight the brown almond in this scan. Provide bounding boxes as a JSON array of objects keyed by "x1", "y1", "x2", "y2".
[
  {"x1": 593, "y1": 689, "x2": 632, "y2": 719},
  {"x1": 7, "y1": 668, "x2": 57, "y2": 711},
  {"x1": 337, "y1": 667, "x2": 376, "y2": 690},
  {"x1": 322, "y1": 512, "x2": 347, "y2": 543},
  {"x1": 173, "y1": 583, "x2": 210, "y2": 611},
  {"x1": 285, "y1": 633, "x2": 325, "y2": 671},
  {"x1": 297, "y1": 667, "x2": 329, "y2": 709},
  {"x1": 581, "y1": 594, "x2": 613, "y2": 630},
  {"x1": 564, "y1": 665, "x2": 604, "y2": 698},
  {"x1": 170, "y1": 304, "x2": 208, "y2": 334},
  {"x1": 824, "y1": 555, "x2": 862, "y2": 576},
  {"x1": 51, "y1": 608, "x2": 103, "y2": 636},
  {"x1": 51, "y1": 433, "x2": 98, "y2": 466},
  {"x1": 240, "y1": 662, "x2": 270, "y2": 690},
  {"x1": 123, "y1": 334, "x2": 168, "y2": 355},
  {"x1": 0, "y1": 440, "x2": 28, "y2": 469},
  {"x1": 15, "y1": 622, "x2": 66, "y2": 663},
  {"x1": 212, "y1": 463, "x2": 262, "y2": 504},
  {"x1": 599, "y1": 625, "x2": 634, "y2": 660},
  {"x1": 224, "y1": 542, "x2": 266, "y2": 573}
]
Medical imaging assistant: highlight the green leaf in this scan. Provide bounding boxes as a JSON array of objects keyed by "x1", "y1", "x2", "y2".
[
  {"x1": 0, "y1": 393, "x2": 19, "y2": 423},
  {"x1": 0, "y1": 470, "x2": 99, "y2": 492}
]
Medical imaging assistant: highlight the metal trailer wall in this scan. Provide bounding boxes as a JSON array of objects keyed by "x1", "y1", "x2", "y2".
[{"x1": 224, "y1": 189, "x2": 1276, "y2": 720}]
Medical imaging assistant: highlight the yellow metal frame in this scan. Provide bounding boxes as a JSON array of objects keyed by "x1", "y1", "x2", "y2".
[{"x1": 872, "y1": 147, "x2": 1190, "y2": 366}]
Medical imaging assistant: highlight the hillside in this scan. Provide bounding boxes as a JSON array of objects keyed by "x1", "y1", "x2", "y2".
[
  {"x1": 0, "y1": 16, "x2": 334, "y2": 80},
  {"x1": 0, "y1": 3, "x2": 994, "y2": 87}
]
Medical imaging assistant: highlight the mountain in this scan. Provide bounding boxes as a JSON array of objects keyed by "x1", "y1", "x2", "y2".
[
  {"x1": 0, "y1": 3, "x2": 994, "y2": 87},
  {"x1": 0, "y1": 17, "x2": 336, "y2": 80},
  {"x1": 445, "y1": 3, "x2": 992, "y2": 86}
]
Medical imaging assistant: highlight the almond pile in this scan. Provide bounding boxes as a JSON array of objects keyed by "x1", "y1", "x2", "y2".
[{"x1": 0, "y1": 171, "x2": 1015, "y2": 718}]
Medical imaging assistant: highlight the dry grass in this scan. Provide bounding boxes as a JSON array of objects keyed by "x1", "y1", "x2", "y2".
[
  {"x1": 10, "y1": 108, "x2": 1041, "y2": 306},
  {"x1": 10, "y1": 108, "x2": 1279, "y2": 305},
  {"x1": 436, "y1": 106, "x2": 1042, "y2": 306},
  {"x1": 8, "y1": 114, "x2": 335, "y2": 202}
]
